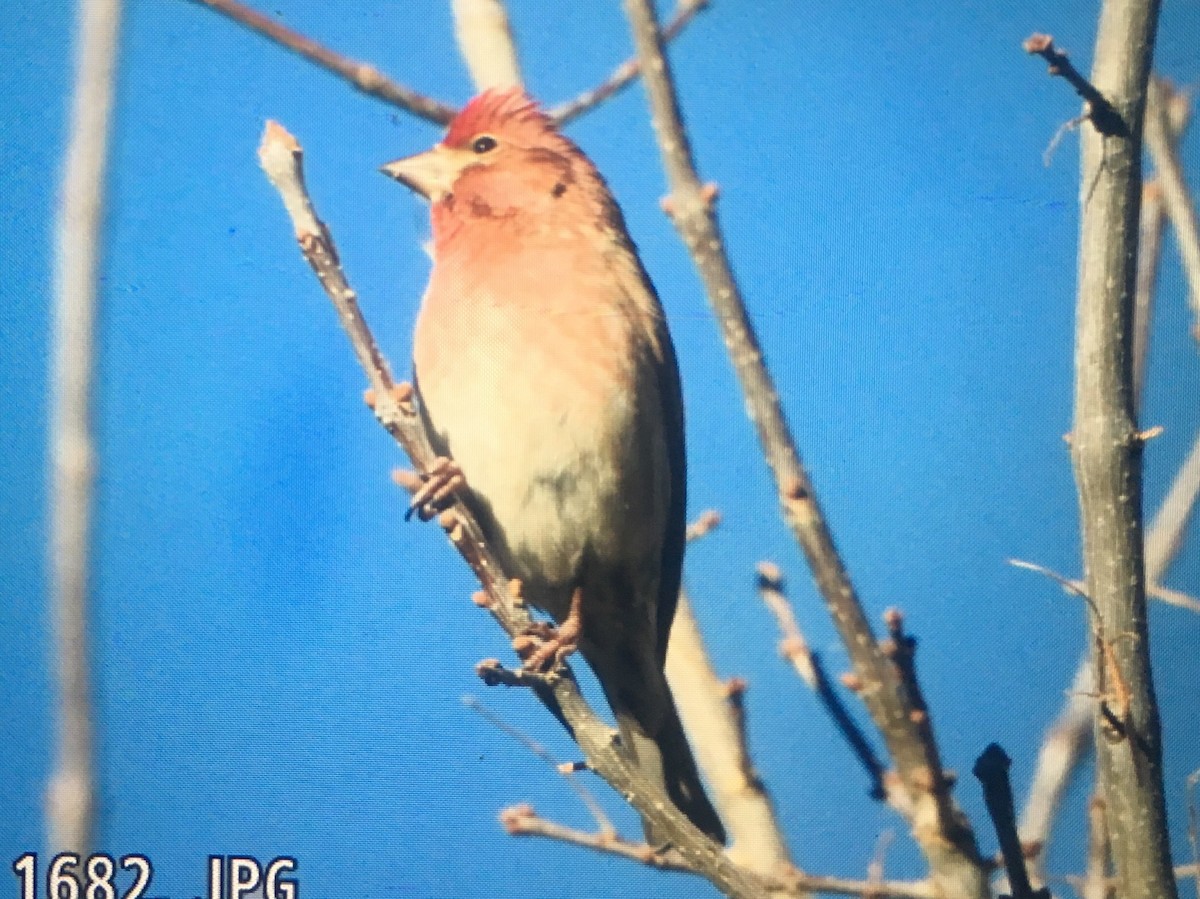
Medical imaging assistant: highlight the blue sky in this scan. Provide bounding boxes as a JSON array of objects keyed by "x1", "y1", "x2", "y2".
[{"x1": 2, "y1": 2, "x2": 1199, "y2": 897}]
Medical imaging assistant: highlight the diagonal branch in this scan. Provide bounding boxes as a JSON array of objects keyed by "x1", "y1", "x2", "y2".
[
  {"x1": 549, "y1": 0, "x2": 709, "y2": 125},
  {"x1": 1144, "y1": 79, "x2": 1200, "y2": 340},
  {"x1": 190, "y1": 0, "x2": 456, "y2": 124},
  {"x1": 757, "y1": 563, "x2": 887, "y2": 801},
  {"x1": 621, "y1": 1, "x2": 987, "y2": 894}
]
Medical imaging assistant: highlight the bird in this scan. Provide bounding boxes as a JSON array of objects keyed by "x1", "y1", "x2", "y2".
[{"x1": 381, "y1": 87, "x2": 725, "y2": 845}]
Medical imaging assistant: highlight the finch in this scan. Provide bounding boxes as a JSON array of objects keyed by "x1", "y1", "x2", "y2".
[{"x1": 382, "y1": 87, "x2": 724, "y2": 844}]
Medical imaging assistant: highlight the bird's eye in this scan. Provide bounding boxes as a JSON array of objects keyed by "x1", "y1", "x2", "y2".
[{"x1": 471, "y1": 135, "x2": 498, "y2": 154}]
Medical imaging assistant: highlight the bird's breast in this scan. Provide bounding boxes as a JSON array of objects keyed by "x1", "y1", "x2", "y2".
[{"x1": 412, "y1": 251, "x2": 667, "y2": 599}]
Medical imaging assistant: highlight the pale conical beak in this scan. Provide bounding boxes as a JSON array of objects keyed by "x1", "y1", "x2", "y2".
[{"x1": 380, "y1": 145, "x2": 468, "y2": 201}]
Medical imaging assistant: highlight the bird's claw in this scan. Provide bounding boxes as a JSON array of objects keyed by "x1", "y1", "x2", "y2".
[
  {"x1": 402, "y1": 457, "x2": 466, "y2": 521},
  {"x1": 515, "y1": 587, "x2": 584, "y2": 672}
]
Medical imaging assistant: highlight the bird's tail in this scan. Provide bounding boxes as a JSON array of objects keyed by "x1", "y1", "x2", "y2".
[{"x1": 613, "y1": 679, "x2": 726, "y2": 846}]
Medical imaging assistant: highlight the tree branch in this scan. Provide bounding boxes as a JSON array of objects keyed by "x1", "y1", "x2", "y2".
[
  {"x1": 621, "y1": 1, "x2": 987, "y2": 893},
  {"x1": 549, "y1": 0, "x2": 709, "y2": 125},
  {"x1": 190, "y1": 0, "x2": 456, "y2": 124},
  {"x1": 451, "y1": 0, "x2": 522, "y2": 90},
  {"x1": 667, "y1": 587, "x2": 798, "y2": 882},
  {"x1": 48, "y1": 0, "x2": 123, "y2": 864},
  {"x1": 757, "y1": 563, "x2": 887, "y2": 802},
  {"x1": 973, "y1": 745, "x2": 1050, "y2": 899},
  {"x1": 1057, "y1": 0, "x2": 1177, "y2": 894},
  {"x1": 1144, "y1": 79, "x2": 1200, "y2": 341}
]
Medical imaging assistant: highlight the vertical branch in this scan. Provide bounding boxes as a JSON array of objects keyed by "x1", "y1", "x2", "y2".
[
  {"x1": 1070, "y1": 1, "x2": 1177, "y2": 897},
  {"x1": 48, "y1": 0, "x2": 122, "y2": 860},
  {"x1": 621, "y1": 1, "x2": 987, "y2": 894},
  {"x1": 451, "y1": 0, "x2": 523, "y2": 90}
]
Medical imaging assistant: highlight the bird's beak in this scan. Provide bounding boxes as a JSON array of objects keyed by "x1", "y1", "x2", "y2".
[{"x1": 380, "y1": 145, "x2": 469, "y2": 202}]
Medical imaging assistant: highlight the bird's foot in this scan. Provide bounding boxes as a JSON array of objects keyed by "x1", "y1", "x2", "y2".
[
  {"x1": 399, "y1": 456, "x2": 466, "y2": 521},
  {"x1": 516, "y1": 588, "x2": 583, "y2": 672}
]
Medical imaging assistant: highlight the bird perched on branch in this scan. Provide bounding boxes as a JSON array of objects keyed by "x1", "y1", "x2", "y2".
[{"x1": 382, "y1": 87, "x2": 724, "y2": 844}]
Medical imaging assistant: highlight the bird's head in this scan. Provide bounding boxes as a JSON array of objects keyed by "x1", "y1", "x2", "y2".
[{"x1": 382, "y1": 88, "x2": 606, "y2": 234}]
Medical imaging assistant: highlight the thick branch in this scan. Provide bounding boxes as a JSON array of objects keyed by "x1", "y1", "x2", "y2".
[
  {"x1": 191, "y1": 0, "x2": 456, "y2": 124},
  {"x1": 48, "y1": 0, "x2": 123, "y2": 862},
  {"x1": 1064, "y1": 0, "x2": 1176, "y2": 895},
  {"x1": 621, "y1": 3, "x2": 986, "y2": 893}
]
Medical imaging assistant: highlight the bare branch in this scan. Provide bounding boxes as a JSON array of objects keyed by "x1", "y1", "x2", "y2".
[
  {"x1": 48, "y1": 0, "x2": 123, "y2": 862},
  {"x1": 973, "y1": 745, "x2": 1050, "y2": 899},
  {"x1": 1145, "y1": 79, "x2": 1200, "y2": 340},
  {"x1": 190, "y1": 0, "x2": 456, "y2": 124},
  {"x1": 452, "y1": 0, "x2": 522, "y2": 90},
  {"x1": 1023, "y1": 33, "x2": 1127, "y2": 138},
  {"x1": 757, "y1": 563, "x2": 887, "y2": 803},
  {"x1": 549, "y1": 0, "x2": 710, "y2": 125},
  {"x1": 1145, "y1": 428, "x2": 1200, "y2": 591},
  {"x1": 502, "y1": 807, "x2": 935, "y2": 898},
  {"x1": 500, "y1": 805, "x2": 694, "y2": 871},
  {"x1": 463, "y1": 695, "x2": 615, "y2": 835},
  {"x1": 621, "y1": 1, "x2": 987, "y2": 892},
  {"x1": 257, "y1": 121, "x2": 772, "y2": 899},
  {"x1": 666, "y1": 589, "x2": 796, "y2": 881},
  {"x1": 1055, "y1": 0, "x2": 1176, "y2": 893}
]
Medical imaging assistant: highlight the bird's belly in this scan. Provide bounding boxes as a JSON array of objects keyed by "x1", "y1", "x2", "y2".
[{"x1": 415, "y1": 303, "x2": 645, "y2": 603}]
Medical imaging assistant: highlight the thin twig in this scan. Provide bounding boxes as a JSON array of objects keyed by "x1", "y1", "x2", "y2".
[
  {"x1": 867, "y1": 831, "x2": 896, "y2": 890},
  {"x1": 502, "y1": 807, "x2": 935, "y2": 897},
  {"x1": 549, "y1": 0, "x2": 710, "y2": 125},
  {"x1": 463, "y1": 695, "x2": 614, "y2": 835},
  {"x1": 1055, "y1": 0, "x2": 1176, "y2": 894},
  {"x1": 502, "y1": 798, "x2": 939, "y2": 899},
  {"x1": 48, "y1": 0, "x2": 123, "y2": 863},
  {"x1": 756, "y1": 563, "x2": 887, "y2": 801},
  {"x1": 257, "y1": 122, "x2": 771, "y2": 899},
  {"x1": 190, "y1": 0, "x2": 456, "y2": 124},
  {"x1": 621, "y1": 1, "x2": 987, "y2": 893},
  {"x1": 1023, "y1": 33, "x2": 1127, "y2": 137},
  {"x1": 1145, "y1": 78, "x2": 1200, "y2": 340},
  {"x1": 500, "y1": 805, "x2": 693, "y2": 871}
]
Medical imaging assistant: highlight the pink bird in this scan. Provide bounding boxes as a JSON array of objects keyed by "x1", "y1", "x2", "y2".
[{"x1": 382, "y1": 88, "x2": 724, "y2": 844}]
